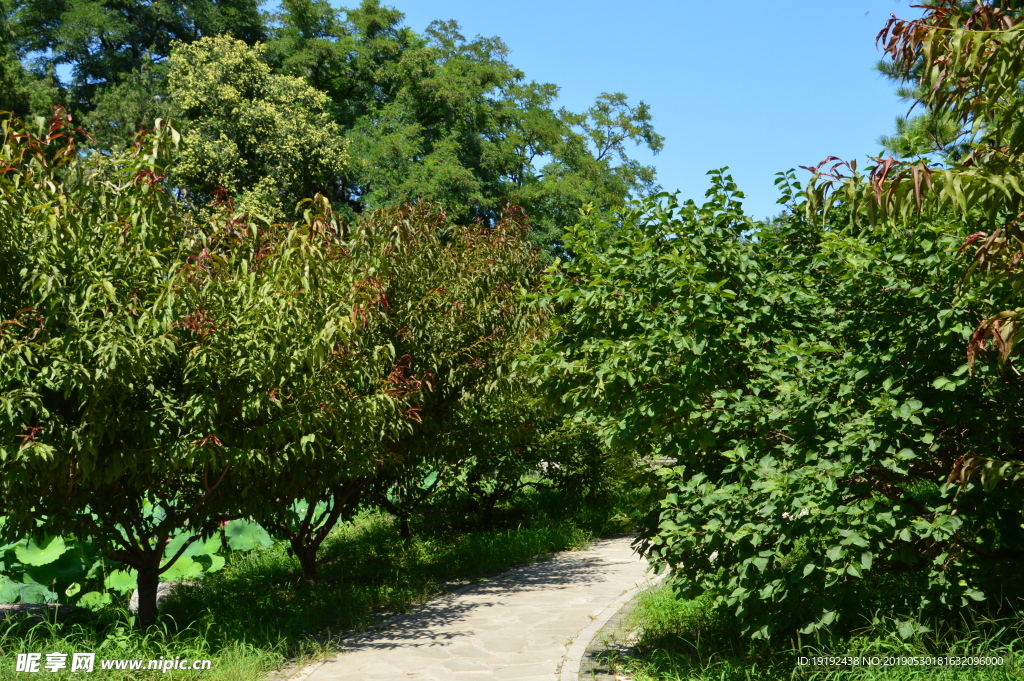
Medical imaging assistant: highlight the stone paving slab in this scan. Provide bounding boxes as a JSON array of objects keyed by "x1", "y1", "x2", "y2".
[{"x1": 298, "y1": 536, "x2": 652, "y2": 681}]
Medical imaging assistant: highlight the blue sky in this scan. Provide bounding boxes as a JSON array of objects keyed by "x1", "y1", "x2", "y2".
[{"x1": 368, "y1": 0, "x2": 925, "y2": 220}]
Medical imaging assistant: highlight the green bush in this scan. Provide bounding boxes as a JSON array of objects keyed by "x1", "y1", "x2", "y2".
[{"x1": 535, "y1": 169, "x2": 1024, "y2": 638}]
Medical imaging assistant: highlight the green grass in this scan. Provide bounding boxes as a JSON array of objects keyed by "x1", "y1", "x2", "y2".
[
  {"x1": 610, "y1": 583, "x2": 1024, "y2": 681},
  {"x1": 0, "y1": 483, "x2": 639, "y2": 680},
  {"x1": 0, "y1": 613, "x2": 284, "y2": 681}
]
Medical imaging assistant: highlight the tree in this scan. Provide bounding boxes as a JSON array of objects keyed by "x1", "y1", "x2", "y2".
[
  {"x1": 6, "y1": 0, "x2": 663, "y2": 252},
  {"x1": 0, "y1": 0, "x2": 60, "y2": 118},
  {"x1": 0, "y1": 112, "x2": 410, "y2": 626},
  {"x1": 266, "y1": 0, "x2": 664, "y2": 255},
  {"x1": 874, "y1": 0, "x2": 1024, "y2": 160},
  {"x1": 256, "y1": 200, "x2": 545, "y2": 578},
  {"x1": 9, "y1": 0, "x2": 265, "y2": 114},
  {"x1": 533, "y1": 171, "x2": 1024, "y2": 637},
  {"x1": 167, "y1": 35, "x2": 349, "y2": 219},
  {"x1": 807, "y1": 1, "x2": 1024, "y2": 488}
]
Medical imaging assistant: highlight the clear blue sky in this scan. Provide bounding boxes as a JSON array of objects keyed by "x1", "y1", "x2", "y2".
[{"x1": 354, "y1": 0, "x2": 925, "y2": 221}]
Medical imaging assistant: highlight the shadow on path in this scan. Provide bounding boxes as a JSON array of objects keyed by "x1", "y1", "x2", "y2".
[{"x1": 340, "y1": 539, "x2": 636, "y2": 652}]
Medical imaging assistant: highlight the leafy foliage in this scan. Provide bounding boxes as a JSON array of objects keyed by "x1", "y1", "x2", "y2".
[
  {"x1": 6, "y1": 0, "x2": 662, "y2": 254},
  {"x1": 9, "y1": 0, "x2": 265, "y2": 114},
  {"x1": 168, "y1": 35, "x2": 349, "y2": 219},
  {"x1": 0, "y1": 0, "x2": 61, "y2": 120},
  {"x1": 805, "y1": 1, "x2": 1024, "y2": 496},
  {"x1": 0, "y1": 111, "x2": 410, "y2": 625},
  {"x1": 256, "y1": 200, "x2": 546, "y2": 576},
  {"x1": 535, "y1": 171, "x2": 1024, "y2": 637},
  {"x1": 261, "y1": 0, "x2": 664, "y2": 253}
]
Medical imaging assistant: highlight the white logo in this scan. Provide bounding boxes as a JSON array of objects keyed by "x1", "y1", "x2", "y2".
[{"x1": 15, "y1": 653, "x2": 41, "y2": 673}]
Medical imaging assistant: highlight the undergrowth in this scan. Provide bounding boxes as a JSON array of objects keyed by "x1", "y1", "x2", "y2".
[{"x1": 612, "y1": 583, "x2": 1024, "y2": 681}]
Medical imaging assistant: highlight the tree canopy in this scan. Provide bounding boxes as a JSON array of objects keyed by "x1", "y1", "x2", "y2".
[
  {"x1": 167, "y1": 35, "x2": 349, "y2": 219},
  {"x1": 9, "y1": 0, "x2": 265, "y2": 111},
  {"x1": 1, "y1": 0, "x2": 663, "y2": 254},
  {"x1": 533, "y1": 169, "x2": 1024, "y2": 638},
  {"x1": 0, "y1": 113, "x2": 409, "y2": 626}
]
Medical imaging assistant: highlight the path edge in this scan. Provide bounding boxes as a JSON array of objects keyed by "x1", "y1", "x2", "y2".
[{"x1": 558, "y1": 570, "x2": 668, "y2": 681}]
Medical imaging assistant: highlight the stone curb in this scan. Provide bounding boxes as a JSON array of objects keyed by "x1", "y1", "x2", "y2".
[{"x1": 557, "y1": 571, "x2": 665, "y2": 681}]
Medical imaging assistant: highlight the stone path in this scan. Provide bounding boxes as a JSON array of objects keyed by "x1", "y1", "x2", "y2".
[{"x1": 294, "y1": 535, "x2": 653, "y2": 681}]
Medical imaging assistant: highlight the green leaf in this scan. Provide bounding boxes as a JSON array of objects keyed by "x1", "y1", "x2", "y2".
[
  {"x1": 160, "y1": 557, "x2": 204, "y2": 581},
  {"x1": 15, "y1": 536, "x2": 66, "y2": 566},
  {"x1": 0, "y1": 575, "x2": 20, "y2": 604},
  {"x1": 18, "y1": 583, "x2": 56, "y2": 604},
  {"x1": 77, "y1": 591, "x2": 113, "y2": 611},
  {"x1": 193, "y1": 553, "x2": 225, "y2": 573},
  {"x1": 964, "y1": 588, "x2": 986, "y2": 602},
  {"x1": 225, "y1": 520, "x2": 273, "y2": 551},
  {"x1": 104, "y1": 570, "x2": 137, "y2": 593}
]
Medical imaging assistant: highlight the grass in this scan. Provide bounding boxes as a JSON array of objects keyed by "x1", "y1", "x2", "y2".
[
  {"x1": 0, "y1": 613, "x2": 284, "y2": 681},
  {"x1": 0, "y1": 484, "x2": 638, "y2": 680},
  {"x1": 607, "y1": 583, "x2": 1024, "y2": 681}
]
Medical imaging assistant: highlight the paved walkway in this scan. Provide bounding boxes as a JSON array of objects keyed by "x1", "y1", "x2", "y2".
[{"x1": 296, "y1": 536, "x2": 653, "y2": 681}]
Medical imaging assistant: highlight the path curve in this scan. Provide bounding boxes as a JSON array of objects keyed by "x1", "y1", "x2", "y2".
[{"x1": 293, "y1": 535, "x2": 653, "y2": 681}]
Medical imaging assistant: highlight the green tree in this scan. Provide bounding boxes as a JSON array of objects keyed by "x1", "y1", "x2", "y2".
[
  {"x1": 874, "y1": 0, "x2": 1024, "y2": 160},
  {"x1": 0, "y1": 0, "x2": 60, "y2": 118},
  {"x1": 267, "y1": 0, "x2": 663, "y2": 255},
  {"x1": 167, "y1": 35, "x2": 349, "y2": 220},
  {"x1": 0, "y1": 113, "x2": 407, "y2": 627},
  {"x1": 809, "y1": 1, "x2": 1024, "y2": 489},
  {"x1": 7, "y1": 0, "x2": 662, "y2": 252},
  {"x1": 257, "y1": 200, "x2": 545, "y2": 578},
  {"x1": 9, "y1": 0, "x2": 265, "y2": 114},
  {"x1": 533, "y1": 171, "x2": 1024, "y2": 637}
]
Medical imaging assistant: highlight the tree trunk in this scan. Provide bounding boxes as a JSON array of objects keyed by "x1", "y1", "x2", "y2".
[
  {"x1": 398, "y1": 515, "x2": 412, "y2": 541},
  {"x1": 276, "y1": 481, "x2": 366, "y2": 583},
  {"x1": 135, "y1": 560, "x2": 161, "y2": 630},
  {"x1": 291, "y1": 537, "x2": 319, "y2": 583}
]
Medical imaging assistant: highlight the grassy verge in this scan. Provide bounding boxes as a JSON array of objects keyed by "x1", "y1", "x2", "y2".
[
  {"x1": 610, "y1": 583, "x2": 1024, "y2": 681},
  {"x1": 0, "y1": 483, "x2": 641, "y2": 680}
]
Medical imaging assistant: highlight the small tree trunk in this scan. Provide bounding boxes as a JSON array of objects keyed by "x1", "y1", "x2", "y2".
[
  {"x1": 481, "y1": 486, "x2": 507, "y2": 529},
  {"x1": 290, "y1": 537, "x2": 319, "y2": 583},
  {"x1": 135, "y1": 560, "x2": 161, "y2": 630},
  {"x1": 398, "y1": 515, "x2": 412, "y2": 541}
]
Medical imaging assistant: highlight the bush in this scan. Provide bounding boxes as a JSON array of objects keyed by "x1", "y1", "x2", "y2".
[{"x1": 535, "y1": 170, "x2": 1024, "y2": 638}]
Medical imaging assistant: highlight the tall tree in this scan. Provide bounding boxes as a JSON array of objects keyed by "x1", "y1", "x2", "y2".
[
  {"x1": 266, "y1": 0, "x2": 664, "y2": 255},
  {"x1": 0, "y1": 112, "x2": 407, "y2": 627},
  {"x1": 800, "y1": 0, "x2": 1024, "y2": 571},
  {"x1": 0, "y1": 0, "x2": 60, "y2": 117},
  {"x1": 535, "y1": 171, "x2": 1024, "y2": 638},
  {"x1": 256, "y1": 200, "x2": 545, "y2": 579},
  {"x1": 875, "y1": 0, "x2": 1024, "y2": 160},
  {"x1": 8, "y1": 0, "x2": 266, "y2": 121},
  {"x1": 167, "y1": 34, "x2": 349, "y2": 219}
]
